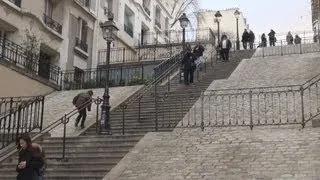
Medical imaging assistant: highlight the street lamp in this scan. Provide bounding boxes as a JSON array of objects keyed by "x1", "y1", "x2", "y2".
[
  {"x1": 214, "y1": 11, "x2": 222, "y2": 44},
  {"x1": 179, "y1": 13, "x2": 189, "y2": 51},
  {"x1": 234, "y1": 9, "x2": 240, "y2": 50},
  {"x1": 99, "y1": 13, "x2": 119, "y2": 134}
]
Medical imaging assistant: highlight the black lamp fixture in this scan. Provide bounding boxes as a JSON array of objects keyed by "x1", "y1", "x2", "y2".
[{"x1": 99, "y1": 13, "x2": 119, "y2": 134}]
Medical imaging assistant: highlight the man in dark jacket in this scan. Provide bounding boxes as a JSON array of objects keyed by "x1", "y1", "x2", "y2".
[
  {"x1": 268, "y1": 29, "x2": 276, "y2": 46},
  {"x1": 182, "y1": 46, "x2": 196, "y2": 85},
  {"x1": 73, "y1": 90, "x2": 93, "y2": 129},
  {"x1": 219, "y1": 35, "x2": 232, "y2": 61},
  {"x1": 248, "y1": 30, "x2": 255, "y2": 49},
  {"x1": 193, "y1": 43, "x2": 205, "y2": 71},
  {"x1": 242, "y1": 29, "x2": 249, "y2": 49}
]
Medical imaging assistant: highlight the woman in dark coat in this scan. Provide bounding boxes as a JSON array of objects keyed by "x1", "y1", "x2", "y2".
[{"x1": 16, "y1": 134, "x2": 44, "y2": 180}]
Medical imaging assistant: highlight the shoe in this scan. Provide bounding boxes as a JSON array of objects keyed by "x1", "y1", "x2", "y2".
[
  {"x1": 75, "y1": 120, "x2": 79, "y2": 127},
  {"x1": 80, "y1": 125, "x2": 85, "y2": 129}
]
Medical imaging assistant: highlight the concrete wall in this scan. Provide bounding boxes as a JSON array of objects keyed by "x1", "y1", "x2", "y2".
[{"x1": 0, "y1": 65, "x2": 54, "y2": 97}]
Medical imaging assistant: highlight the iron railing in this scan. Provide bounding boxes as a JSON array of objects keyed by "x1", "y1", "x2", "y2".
[
  {"x1": 75, "y1": 37, "x2": 88, "y2": 52},
  {"x1": 0, "y1": 96, "x2": 42, "y2": 115},
  {"x1": 143, "y1": 4, "x2": 150, "y2": 15},
  {"x1": 0, "y1": 37, "x2": 61, "y2": 84},
  {"x1": 0, "y1": 96, "x2": 44, "y2": 150},
  {"x1": 43, "y1": 14, "x2": 63, "y2": 34},
  {"x1": 75, "y1": 0, "x2": 90, "y2": 8},
  {"x1": 61, "y1": 65, "x2": 147, "y2": 90},
  {"x1": 173, "y1": 70, "x2": 320, "y2": 130},
  {"x1": 154, "y1": 52, "x2": 183, "y2": 78},
  {"x1": 98, "y1": 45, "x2": 185, "y2": 65}
]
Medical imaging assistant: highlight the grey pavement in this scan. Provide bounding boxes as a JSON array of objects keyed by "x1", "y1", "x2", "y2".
[{"x1": 104, "y1": 126, "x2": 320, "y2": 180}]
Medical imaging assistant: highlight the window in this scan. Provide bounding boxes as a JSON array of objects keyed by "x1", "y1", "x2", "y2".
[
  {"x1": 165, "y1": 17, "x2": 169, "y2": 36},
  {"x1": 8, "y1": 0, "x2": 21, "y2": 7},
  {"x1": 44, "y1": 0, "x2": 53, "y2": 17},
  {"x1": 124, "y1": 6, "x2": 134, "y2": 37},
  {"x1": 155, "y1": 6, "x2": 161, "y2": 29},
  {"x1": 75, "y1": 18, "x2": 88, "y2": 52}
]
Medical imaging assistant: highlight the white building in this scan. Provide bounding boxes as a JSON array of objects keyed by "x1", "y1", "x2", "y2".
[{"x1": 198, "y1": 8, "x2": 248, "y2": 44}]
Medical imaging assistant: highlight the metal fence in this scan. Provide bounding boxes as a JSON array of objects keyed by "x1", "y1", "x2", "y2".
[
  {"x1": 61, "y1": 65, "x2": 148, "y2": 90},
  {"x1": 0, "y1": 96, "x2": 44, "y2": 150},
  {"x1": 0, "y1": 37, "x2": 61, "y2": 84},
  {"x1": 173, "y1": 71, "x2": 320, "y2": 130}
]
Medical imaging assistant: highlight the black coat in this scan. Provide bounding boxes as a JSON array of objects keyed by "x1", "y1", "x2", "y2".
[
  {"x1": 242, "y1": 31, "x2": 250, "y2": 42},
  {"x1": 193, "y1": 45, "x2": 205, "y2": 57},
  {"x1": 219, "y1": 39, "x2": 232, "y2": 50},
  {"x1": 182, "y1": 52, "x2": 196, "y2": 70},
  {"x1": 16, "y1": 148, "x2": 44, "y2": 180}
]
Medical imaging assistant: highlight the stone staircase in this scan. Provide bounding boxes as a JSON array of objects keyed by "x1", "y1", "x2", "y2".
[{"x1": 0, "y1": 49, "x2": 255, "y2": 180}]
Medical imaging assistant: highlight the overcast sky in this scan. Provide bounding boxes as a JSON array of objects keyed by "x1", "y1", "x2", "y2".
[{"x1": 199, "y1": 0, "x2": 312, "y2": 36}]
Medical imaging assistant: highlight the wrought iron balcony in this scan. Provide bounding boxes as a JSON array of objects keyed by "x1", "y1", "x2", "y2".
[
  {"x1": 155, "y1": 19, "x2": 161, "y2": 29},
  {"x1": 75, "y1": 0, "x2": 90, "y2": 8},
  {"x1": 43, "y1": 14, "x2": 62, "y2": 34},
  {"x1": 75, "y1": 37, "x2": 88, "y2": 52},
  {"x1": 143, "y1": 4, "x2": 150, "y2": 15},
  {"x1": 8, "y1": 0, "x2": 21, "y2": 7},
  {"x1": 124, "y1": 24, "x2": 134, "y2": 38}
]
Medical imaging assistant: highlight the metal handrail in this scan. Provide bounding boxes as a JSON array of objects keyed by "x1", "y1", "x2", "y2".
[{"x1": 0, "y1": 97, "x2": 101, "y2": 160}]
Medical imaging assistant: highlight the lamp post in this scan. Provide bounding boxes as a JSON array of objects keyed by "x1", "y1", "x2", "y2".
[
  {"x1": 178, "y1": 13, "x2": 189, "y2": 52},
  {"x1": 234, "y1": 10, "x2": 240, "y2": 50},
  {"x1": 214, "y1": 11, "x2": 222, "y2": 44},
  {"x1": 99, "y1": 14, "x2": 119, "y2": 134}
]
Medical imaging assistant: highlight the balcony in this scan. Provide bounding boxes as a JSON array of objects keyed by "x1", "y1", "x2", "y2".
[
  {"x1": 8, "y1": 0, "x2": 21, "y2": 8},
  {"x1": 43, "y1": 14, "x2": 62, "y2": 34},
  {"x1": 75, "y1": 0, "x2": 90, "y2": 8},
  {"x1": 75, "y1": 37, "x2": 88, "y2": 52},
  {"x1": 155, "y1": 19, "x2": 161, "y2": 29},
  {"x1": 124, "y1": 24, "x2": 133, "y2": 38},
  {"x1": 143, "y1": 4, "x2": 150, "y2": 16}
]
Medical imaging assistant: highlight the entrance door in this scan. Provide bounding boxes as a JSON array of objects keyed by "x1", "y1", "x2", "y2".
[{"x1": 38, "y1": 52, "x2": 51, "y2": 80}]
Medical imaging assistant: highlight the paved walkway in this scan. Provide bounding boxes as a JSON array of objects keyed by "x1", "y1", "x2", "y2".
[
  {"x1": 42, "y1": 86, "x2": 143, "y2": 137},
  {"x1": 104, "y1": 126, "x2": 320, "y2": 180},
  {"x1": 210, "y1": 52, "x2": 320, "y2": 89}
]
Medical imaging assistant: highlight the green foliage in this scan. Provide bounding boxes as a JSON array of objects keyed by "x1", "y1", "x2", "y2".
[
  {"x1": 22, "y1": 29, "x2": 41, "y2": 55},
  {"x1": 127, "y1": 75, "x2": 154, "y2": 86}
]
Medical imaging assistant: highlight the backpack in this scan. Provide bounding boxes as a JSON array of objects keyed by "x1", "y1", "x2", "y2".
[{"x1": 72, "y1": 94, "x2": 79, "y2": 105}]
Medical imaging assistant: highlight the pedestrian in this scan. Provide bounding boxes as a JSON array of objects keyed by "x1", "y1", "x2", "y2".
[
  {"x1": 241, "y1": 29, "x2": 249, "y2": 49},
  {"x1": 219, "y1": 35, "x2": 232, "y2": 61},
  {"x1": 73, "y1": 90, "x2": 93, "y2": 129},
  {"x1": 16, "y1": 134, "x2": 44, "y2": 180},
  {"x1": 286, "y1": 31, "x2": 294, "y2": 45},
  {"x1": 268, "y1": 29, "x2": 276, "y2": 46},
  {"x1": 248, "y1": 30, "x2": 255, "y2": 49},
  {"x1": 193, "y1": 43, "x2": 205, "y2": 71},
  {"x1": 261, "y1": 33, "x2": 267, "y2": 47},
  {"x1": 294, "y1": 34, "x2": 301, "y2": 44},
  {"x1": 181, "y1": 45, "x2": 196, "y2": 85}
]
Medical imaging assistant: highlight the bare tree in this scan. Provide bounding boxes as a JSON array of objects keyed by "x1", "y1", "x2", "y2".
[{"x1": 170, "y1": 0, "x2": 199, "y2": 28}]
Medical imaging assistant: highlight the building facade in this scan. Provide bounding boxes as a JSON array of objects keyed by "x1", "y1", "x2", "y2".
[
  {"x1": 311, "y1": 0, "x2": 320, "y2": 36},
  {"x1": 198, "y1": 8, "x2": 248, "y2": 44}
]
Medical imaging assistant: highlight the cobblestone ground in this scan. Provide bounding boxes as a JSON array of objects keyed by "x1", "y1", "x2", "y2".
[
  {"x1": 104, "y1": 126, "x2": 320, "y2": 180},
  {"x1": 42, "y1": 85, "x2": 143, "y2": 137},
  {"x1": 211, "y1": 52, "x2": 320, "y2": 90}
]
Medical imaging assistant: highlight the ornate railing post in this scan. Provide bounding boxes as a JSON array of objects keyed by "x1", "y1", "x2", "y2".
[
  {"x1": 280, "y1": 40, "x2": 283, "y2": 56},
  {"x1": 201, "y1": 91, "x2": 205, "y2": 131},
  {"x1": 249, "y1": 90, "x2": 253, "y2": 130},
  {"x1": 40, "y1": 96, "x2": 45, "y2": 130},
  {"x1": 300, "y1": 86, "x2": 305, "y2": 128},
  {"x1": 154, "y1": 83, "x2": 158, "y2": 131}
]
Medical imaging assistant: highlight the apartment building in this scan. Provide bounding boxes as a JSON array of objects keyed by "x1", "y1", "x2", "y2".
[
  {"x1": 0, "y1": 0, "x2": 188, "y2": 80},
  {"x1": 198, "y1": 8, "x2": 248, "y2": 44},
  {"x1": 311, "y1": 0, "x2": 320, "y2": 36}
]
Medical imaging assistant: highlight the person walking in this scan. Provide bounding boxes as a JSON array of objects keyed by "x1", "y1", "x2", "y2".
[
  {"x1": 181, "y1": 45, "x2": 196, "y2": 85},
  {"x1": 268, "y1": 29, "x2": 276, "y2": 46},
  {"x1": 16, "y1": 134, "x2": 44, "y2": 180},
  {"x1": 219, "y1": 35, "x2": 232, "y2": 61},
  {"x1": 286, "y1": 31, "x2": 294, "y2": 45},
  {"x1": 294, "y1": 34, "x2": 302, "y2": 44},
  {"x1": 241, "y1": 29, "x2": 250, "y2": 49},
  {"x1": 73, "y1": 90, "x2": 93, "y2": 129},
  {"x1": 193, "y1": 43, "x2": 205, "y2": 71},
  {"x1": 31, "y1": 142, "x2": 45, "y2": 180},
  {"x1": 261, "y1": 33, "x2": 267, "y2": 47},
  {"x1": 248, "y1": 30, "x2": 255, "y2": 49}
]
